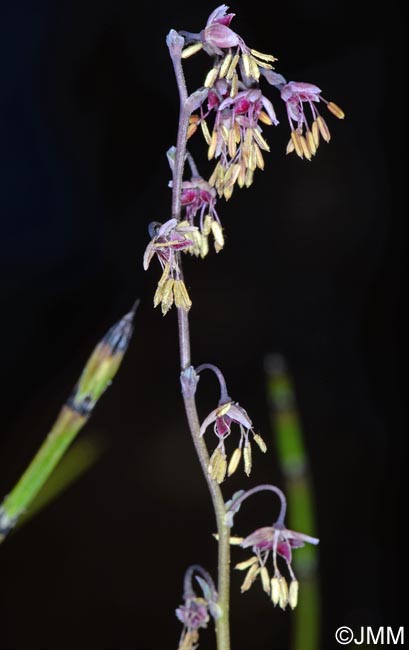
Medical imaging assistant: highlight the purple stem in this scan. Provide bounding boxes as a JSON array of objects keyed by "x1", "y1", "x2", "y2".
[
  {"x1": 229, "y1": 484, "x2": 287, "y2": 527},
  {"x1": 168, "y1": 33, "x2": 231, "y2": 650},
  {"x1": 186, "y1": 150, "x2": 200, "y2": 178},
  {"x1": 195, "y1": 363, "x2": 231, "y2": 404},
  {"x1": 183, "y1": 564, "x2": 217, "y2": 600}
]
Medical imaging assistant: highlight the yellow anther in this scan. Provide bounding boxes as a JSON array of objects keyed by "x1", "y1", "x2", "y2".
[
  {"x1": 317, "y1": 115, "x2": 331, "y2": 142},
  {"x1": 327, "y1": 101, "x2": 345, "y2": 119},
  {"x1": 288, "y1": 580, "x2": 299, "y2": 609},
  {"x1": 181, "y1": 42, "x2": 203, "y2": 59},
  {"x1": 235, "y1": 556, "x2": 258, "y2": 571}
]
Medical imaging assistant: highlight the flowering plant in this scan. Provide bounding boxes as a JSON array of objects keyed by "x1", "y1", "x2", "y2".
[
  {"x1": 147, "y1": 5, "x2": 342, "y2": 649},
  {"x1": 0, "y1": 5, "x2": 343, "y2": 650}
]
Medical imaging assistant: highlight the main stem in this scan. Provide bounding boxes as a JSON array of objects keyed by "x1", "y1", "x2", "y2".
[{"x1": 169, "y1": 41, "x2": 231, "y2": 650}]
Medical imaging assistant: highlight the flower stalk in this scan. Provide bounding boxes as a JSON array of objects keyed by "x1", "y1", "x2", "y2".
[{"x1": 168, "y1": 32, "x2": 232, "y2": 650}]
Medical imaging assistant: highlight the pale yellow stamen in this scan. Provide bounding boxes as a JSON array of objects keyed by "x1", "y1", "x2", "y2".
[
  {"x1": 238, "y1": 162, "x2": 246, "y2": 188},
  {"x1": 208, "y1": 130, "x2": 218, "y2": 160},
  {"x1": 317, "y1": 115, "x2": 331, "y2": 142},
  {"x1": 248, "y1": 144, "x2": 257, "y2": 172},
  {"x1": 227, "y1": 447, "x2": 242, "y2": 476},
  {"x1": 271, "y1": 577, "x2": 280, "y2": 605},
  {"x1": 223, "y1": 184, "x2": 234, "y2": 201},
  {"x1": 211, "y1": 221, "x2": 224, "y2": 251},
  {"x1": 243, "y1": 442, "x2": 252, "y2": 476},
  {"x1": 215, "y1": 456, "x2": 227, "y2": 483},
  {"x1": 240, "y1": 563, "x2": 260, "y2": 592},
  {"x1": 235, "y1": 556, "x2": 258, "y2": 571},
  {"x1": 254, "y1": 143, "x2": 265, "y2": 170},
  {"x1": 288, "y1": 580, "x2": 299, "y2": 609},
  {"x1": 258, "y1": 110, "x2": 273, "y2": 126},
  {"x1": 161, "y1": 278, "x2": 174, "y2": 315},
  {"x1": 249, "y1": 56, "x2": 260, "y2": 80},
  {"x1": 226, "y1": 53, "x2": 240, "y2": 80},
  {"x1": 253, "y1": 433, "x2": 267, "y2": 453},
  {"x1": 291, "y1": 130, "x2": 304, "y2": 158},
  {"x1": 234, "y1": 120, "x2": 241, "y2": 143},
  {"x1": 245, "y1": 167, "x2": 254, "y2": 188},
  {"x1": 204, "y1": 66, "x2": 219, "y2": 88},
  {"x1": 228, "y1": 128, "x2": 237, "y2": 158},
  {"x1": 327, "y1": 101, "x2": 345, "y2": 119},
  {"x1": 219, "y1": 53, "x2": 233, "y2": 78},
  {"x1": 230, "y1": 71, "x2": 238, "y2": 98},
  {"x1": 216, "y1": 402, "x2": 232, "y2": 417},
  {"x1": 213, "y1": 533, "x2": 244, "y2": 544},
  {"x1": 312, "y1": 120, "x2": 320, "y2": 147},
  {"x1": 307, "y1": 130, "x2": 317, "y2": 156},
  {"x1": 187, "y1": 123, "x2": 197, "y2": 139},
  {"x1": 241, "y1": 52, "x2": 251, "y2": 78},
  {"x1": 253, "y1": 128, "x2": 270, "y2": 152},
  {"x1": 250, "y1": 49, "x2": 277, "y2": 62},
  {"x1": 208, "y1": 447, "x2": 223, "y2": 476},
  {"x1": 174, "y1": 280, "x2": 192, "y2": 312},
  {"x1": 260, "y1": 566, "x2": 271, "y2": 594},
  {"x1": 199, "y1": 234, "x2": 209, "y2": 259},
  {"x1": 200, "y1": 119, "x2": 211, "y2": 145},
  {"x1": 300, "y1": 135, "x2": 312, "y2": 161},
  {"x1": 181, "y1": 42, "x2": 203, "y2": 59},
  {"x1": 202, "y1": 214, "x2": 213, "y2": 236},
  {"x1": 153, "y1": 282, "x2": 165, "y2": 308},
  {"x1": 279, "y1": 576, "x2": 289, "y2": 610}
]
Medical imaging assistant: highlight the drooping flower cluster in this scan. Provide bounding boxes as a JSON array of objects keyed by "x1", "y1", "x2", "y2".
[
  {"x1": 143, "y1": 218, "x2": 195, "y2": 315},
  {"x1": 181, "y1": 4, "x2": 344, "y2": 193},
  {"x1": 199, "y1": 83, "x2": 278, "y2": 199},
  {"x1": 201, "y1": 401, "x2": 267, "y2": 483},
  {"x1": 197, "y1": 364, "x2": 267, "y2": 483},
  {"x1": 176, "y1": 565, "x2": 220, "y2": 650},
  {"x1": 181, "y1": 177, "x2": 224, "y2": 256},
  {"x1": 225, "y1": 485, "x2": 319, "y2": 609},
  {"x1": 237, "y1": 523, "x2": 319, "y2": 609},
  {"x1": 280, "y1": 81, "x2": 345, "y2": 159}
]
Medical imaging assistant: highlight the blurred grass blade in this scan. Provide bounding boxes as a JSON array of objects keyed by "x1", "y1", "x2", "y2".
[
  {"x1": 0, "y1": 303, "x2": 138, "y2": 543},
  {"x1": 15, "y1": 433, "x2": 106, "y2": 531},
  {"x1": 265, "y1": 354, "x2": 320, "y2": 650}
]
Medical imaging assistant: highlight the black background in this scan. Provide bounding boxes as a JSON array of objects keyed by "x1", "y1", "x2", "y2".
[{"x1": 0, "y1": 1, "x2": 404, "y2": 649}]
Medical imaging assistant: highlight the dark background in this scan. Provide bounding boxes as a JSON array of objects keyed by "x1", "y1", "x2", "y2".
[{"x1": 0, "y1": 1, "x2": 404, "y2": 649}]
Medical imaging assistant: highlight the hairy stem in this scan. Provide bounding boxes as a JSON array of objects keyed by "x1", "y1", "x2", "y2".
[{"x1": 169, "y1": 37, "x2": 231, "y2": 650}]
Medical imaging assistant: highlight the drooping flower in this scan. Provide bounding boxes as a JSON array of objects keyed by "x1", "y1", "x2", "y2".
[
  {"x1": 237, "y1": 522, "x2": 319, "y2": 609},
  {"x1": 176, "y1": 597, "x2": 210, "y2": 632},
  {"x1": 200, "y1": 400, "x2": 267, "y2": 483},
  {"x1": 143, "y1": 218, "x2": 196, "y2": 315},
  {"x1": 197, "y1": 81, "x2": 278, "y2": 198},
  {"x1": 180, "y1": 5, "x2": 277, "y2": 86},
  {"x1": 180, "y1": 177, "x2": 224, "y2": 256},
  {"x1": 280, "y1": 81, "x2": 345, "y2": 159},
  {"x1": 176, "y1": 565, "x2": 219, "y2": 650}
]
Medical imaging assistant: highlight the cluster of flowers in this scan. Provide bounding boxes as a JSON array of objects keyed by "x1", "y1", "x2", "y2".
[
  {"x1": 201, "y1": 399, "x2": 267, "y2": 484},
  {"x1": 234, "y1": 523, "x2": 319, "y2": 609},
  {"x1": 144, "y1": 5, "x2": 344, "y2": 317},
  {"x1": 143, "y1": 219, "x2": 194, "y2": 315},
  {"x1": 176, "y1": 566, "x2": 220, "y2": 650},
  {"x1": 224, "y1": 486, "x2": 319, "y2": 610},
  {"x1": 182, "y1": 5, "x2": 344, "y2": 196}
]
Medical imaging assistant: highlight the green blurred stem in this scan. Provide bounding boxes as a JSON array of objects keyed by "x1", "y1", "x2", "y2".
[
  {"x1": 2, "y1": 406, "x2": 87, "y2": 523},
  {"x1": 267, "y1": 355, "x2": 320, "y2": 650}
]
